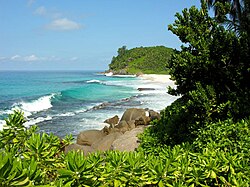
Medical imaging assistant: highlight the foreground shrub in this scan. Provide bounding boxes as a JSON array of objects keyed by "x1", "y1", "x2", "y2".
[
  {"x1": 0, "y1": 111, "x2": 73, "y2": 186},
  {"x1": 0, "y1": 112, "x2": 249, "y2": 186},
  {"x1": 193, "y1": 118, "x2": 250, "y2": 154}
]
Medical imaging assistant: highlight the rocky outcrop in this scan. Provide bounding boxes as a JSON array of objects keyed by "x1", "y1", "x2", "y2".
[
  {"x1": 67, "y1": 108, "x2": 160, "y2": 154},
  {"x1": 111, "y1": 126, "x2": 145, "y2": 151},
  {"x1": 135, "y1": 116, "x2": 151, "y2": 126},
  {"x1": 104, "y1": 115, "x2": 119, "y2": 126},
  {"x1": 77, "y1": 130, "x2": 106, "y2": 146},
  {"x1": 149, "y1": 110, "x2": 161, "y2": 120},
  {"x1": 92, "y1": 132, "x2": 122, "y2": 151},
  {"x1": 120, "y1": 108, "x2": 147, "y2": 122}
]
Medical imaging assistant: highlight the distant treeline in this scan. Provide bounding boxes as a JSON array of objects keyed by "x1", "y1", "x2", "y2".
[{"x1": 108, "y1": 46, "x2": 174, "y2": 74}]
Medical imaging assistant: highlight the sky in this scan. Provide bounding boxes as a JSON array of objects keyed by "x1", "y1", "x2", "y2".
[{"x1": 0, "y1": 0, "x2": 201, "y2": 71}]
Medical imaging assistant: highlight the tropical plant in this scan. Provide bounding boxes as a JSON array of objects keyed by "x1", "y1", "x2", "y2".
[
  {"x1": 167, "y1": 1, "x2": 250, "y2": 119},
  {"x1": 0, "y1": 111, "x2": 249, "y2": 186},
  {"x1": 206, "y1": 0, "x2": 250, "y2": 34}
]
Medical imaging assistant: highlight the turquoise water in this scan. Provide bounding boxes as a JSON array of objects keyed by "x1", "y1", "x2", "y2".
[{"x1": 0, "y1": 71, "x2": 177, "y2": 138}]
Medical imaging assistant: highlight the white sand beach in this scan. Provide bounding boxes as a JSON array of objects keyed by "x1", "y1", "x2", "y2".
[{"x1": 138, "y1": 74, "x2": 175, "y2": 87}]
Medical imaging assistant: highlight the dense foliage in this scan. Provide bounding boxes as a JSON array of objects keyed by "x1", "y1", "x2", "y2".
[
  {"x1": 167, "y1": 2, "x2": 250, "y2": 120},
  {"x1": 0, "y1": 0, "x2": 249, "y2": 186},
  {"x1": 1, "y1": 111, "x2": 249, "y2": 186},
  {"x1": 145, "y1": 0, "x2": 250, "y2": 146},
  {"x1": 108, "y1": 46, "x2": 174, "y2": 74}
]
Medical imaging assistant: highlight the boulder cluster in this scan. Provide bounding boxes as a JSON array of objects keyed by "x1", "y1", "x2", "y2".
[{"x1": 65, "y1": 108, "x2": 160, "y2": 155}]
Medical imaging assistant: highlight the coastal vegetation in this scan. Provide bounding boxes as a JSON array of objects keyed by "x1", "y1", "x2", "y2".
[
  {"x1": 0, "y1": 0, "x2": 249, "y2": 186},
  {"x1": 108, "y1": 46, "x2": 174, "y2": 74}
]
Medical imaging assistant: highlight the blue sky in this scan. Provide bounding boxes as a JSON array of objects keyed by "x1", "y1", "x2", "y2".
[{"x1": 0, "y1": 0, "x2": 200, "y2": 71}]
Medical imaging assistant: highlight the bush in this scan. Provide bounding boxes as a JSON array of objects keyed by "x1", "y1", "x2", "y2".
[
  {"x1": 141, "y1": 83, "x2": 233, "y2": 146},
  {"x1": 193, "y1": 118, "x2": 250, "y2": 154},
  {"x1": 0, "y1": 111, "x2": 249, "y2": 186}
]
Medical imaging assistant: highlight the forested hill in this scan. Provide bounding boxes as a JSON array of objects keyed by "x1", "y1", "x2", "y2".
[{"x1": 108, "y1": 46, "x2": 174, "y2": 74}]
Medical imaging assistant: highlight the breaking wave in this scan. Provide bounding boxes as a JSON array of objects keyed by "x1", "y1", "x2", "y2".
[{"x1": 12, "y1": 93, "x2": 56, "y2": 117}]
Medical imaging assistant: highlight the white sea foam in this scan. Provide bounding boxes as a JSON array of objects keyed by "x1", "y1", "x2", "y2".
[
  {"x1": 24, "y1": 116, "x2": 53, "y2": 127},
  {"x1": 0, "y1": 109, "x2": 14, "y2": 115},
  {"x1": 104, "y1": 72, "x2": 113, "y2": 76},
  {"x1": 0, "y1": 120, "x2": 6, "y2": 131},
  {"x1": 55, "y1": 112, "x2": 75, "y2": 117},
  {"x1": 112, "y1": 75, "x2": 136, "y2": 78},
  {"x1": 12, "y1": 93, "x2": 56, "y2": 117},
  {"x1": 75, "y1": 109, "x2": 88, "y2": 114},
  {"x1": 86, "y1": 79, "x2": 104, "y2": 84}
]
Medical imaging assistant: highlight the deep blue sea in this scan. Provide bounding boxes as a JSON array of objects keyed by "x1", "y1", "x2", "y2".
[{"x1": 0, "y1": 71, "x2": 177, "y2": 138}]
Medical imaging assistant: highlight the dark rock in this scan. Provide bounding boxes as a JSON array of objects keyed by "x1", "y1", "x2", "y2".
[
  {"x1": 116, "y1": 120, "x2": 128, "y2": 129},
  {"x1": 93, "y1": 102, "x2": 109, "y2": 110},
  {"x1": 137, "y1": 88, "x2": 155, "y2": 91},
  {"x1": 64, "y1": 144, "x2": 93, "y2": 155},
  {"x1": 149, "y1": 110, "x2": 161, "y2": 120},
  {"x1": 127, "y1": 120, "x2": 136, "y2": 130},
  {"x1": 91, "y1": 132, "x2": 122, "y2": 151},
  {"x1": 135, "y1": 116, "x2": 151, "y2": 126},
  {"x1": 104, "y1": 115, "x2": 119, "y2": 125},
  {"x1": 77, "y1": 130, "x2": 106, "y2": 146},
  {"x1": 115, "y1": 120, "x2": 129, "y2": 133},
  {"x1": 101, "y1": 126, "x2": 110, "y2": 134}
]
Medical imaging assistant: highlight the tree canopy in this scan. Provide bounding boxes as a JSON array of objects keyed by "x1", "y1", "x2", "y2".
[{"x1": 108, "y1": 46, "x2": 174, "y2": 74}]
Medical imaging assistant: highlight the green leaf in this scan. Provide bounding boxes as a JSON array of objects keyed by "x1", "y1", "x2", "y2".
[
  {"x1": 58, "y1": 169, "x2": 74, "y2": 177},
  {"x1": 210, "y1": 170, "x2": 216, "y2": 179},
  {"x1": 64, "y1": 181, "x2": 74, "y2": 187},
  {"x1": 158, "y1": 180, "x2": 164, "y2": 187},
  {"x1": 11, "y1": 177, "x2": 30, "y2": 186},
  {"x1": 114, "y1": 180, "x2": 121, "y2": 187}
]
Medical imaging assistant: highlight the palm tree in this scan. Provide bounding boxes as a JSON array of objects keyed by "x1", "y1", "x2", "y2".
[{"x1": 206, "y1": 0, "x2": 244, "y2": 31}]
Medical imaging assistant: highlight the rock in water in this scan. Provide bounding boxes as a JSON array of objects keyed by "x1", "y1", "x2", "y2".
[
  {"x1": 77, "y1": 130, "x2": 106, "y2": 146},
  {"x1": 137, "y1": 88, "x2": 155, "y2": 91}
]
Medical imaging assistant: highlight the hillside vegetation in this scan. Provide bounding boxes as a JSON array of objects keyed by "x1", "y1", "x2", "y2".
[{"x1": 108, "y1": 46, "x2": 174, "y2": 74}]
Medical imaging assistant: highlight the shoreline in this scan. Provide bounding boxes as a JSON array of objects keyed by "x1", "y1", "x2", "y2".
[
  {"x1": 104, "y1": 71, "x2": 175, "y2": 85},
  {"x1": 0, "y1": 72, "x2": 178, "y2": 137},
  {"x1": 138, "y1": 74, "x2": 174, "y2": 85}
]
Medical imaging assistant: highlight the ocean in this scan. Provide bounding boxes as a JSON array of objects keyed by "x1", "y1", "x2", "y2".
[{"x1": 0, "y1": 71, "x2": 177, "y2": 138}]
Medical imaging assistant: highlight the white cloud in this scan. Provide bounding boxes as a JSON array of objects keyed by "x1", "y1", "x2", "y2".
[
  {"x1": 70, "y1": 57, "x2": 79, "y2": 61},
  {"x1": 46, "y1": 18, "x2": 81, "y2": 31},
  {"x1": 5, "y1": 54, "x2": 75, "y2": 63},
  {"x1": 9, "y1": 54, "x2": 39, "y2": 62},
  {"x1": 34, "y1": 6, "x2": 46, "y2": 16},
  {"x1": 24, "y1": 55, "x2": 39, "y2": 62},
  {"x1": 47, "y1": 56, "x2": 61, "y2": 61},
  {"x1": 33, "y1": 6, "x2": 81, "y2": 31},
  {"x1": 11, "y1": 55, "x2": 21, "y2": 60},
  {"x1": 34, "y1": 6, "x2": 61, "y2": 19}
]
